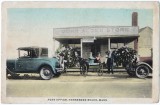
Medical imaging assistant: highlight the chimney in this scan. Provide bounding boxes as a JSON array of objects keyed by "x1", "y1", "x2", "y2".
[
  {"x1": 132, "y1": 12, "x2": 138, "y2": 26},
  {"x1": 132, "y1": 12, "x2": 138, "y2": 52}
]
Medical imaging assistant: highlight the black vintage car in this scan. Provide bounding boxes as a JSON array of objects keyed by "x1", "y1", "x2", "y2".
[{"x1": 112, "y1": 47, "x2": 153, "y2": 79}]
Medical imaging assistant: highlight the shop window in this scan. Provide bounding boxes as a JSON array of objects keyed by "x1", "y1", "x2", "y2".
[
  {"x1": 118, "y1": 43, "x2": 125, "y2": 48},
  {"x1": 111, "y1": 43, "x2": 125, "y2": 49},
  {"x1": 111, "y1": 43, "x2": 118, "y2": 49}
]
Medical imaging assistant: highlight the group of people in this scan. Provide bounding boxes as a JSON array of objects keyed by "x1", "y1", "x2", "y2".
[
  {"x1": 93, "y1": 50, "x2": 114, "y2": 74},
  {"x1": 57, "y1": 44, "x2": 115, "y2": 74}
]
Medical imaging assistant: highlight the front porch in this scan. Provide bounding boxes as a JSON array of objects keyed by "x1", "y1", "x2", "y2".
[{"x1": 54, "y1": 37, "x2": 137, "y2": 63}]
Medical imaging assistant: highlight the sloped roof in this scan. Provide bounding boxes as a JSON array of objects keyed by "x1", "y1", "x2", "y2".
[{"x1": 139, "y1": 26, "x2": 152, "y2": 33}]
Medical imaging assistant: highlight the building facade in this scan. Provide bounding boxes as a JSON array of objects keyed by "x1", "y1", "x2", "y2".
[
  {"x1": 52, "y1": 12, "x2": 152, "y2": 63},
  {"x1": 138, "y1": 27, "x2": 152, "y2": 64}
]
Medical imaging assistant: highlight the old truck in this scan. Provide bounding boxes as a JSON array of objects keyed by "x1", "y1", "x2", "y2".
[{"x1": 6, "y1": 47, "x2": 62, "y2": 80}]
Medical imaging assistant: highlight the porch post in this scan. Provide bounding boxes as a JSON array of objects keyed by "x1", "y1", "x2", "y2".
[
  {"x1": 108, "y1": 38, "x2": 110, "y2": 51},
  {"x1": 18, "y1": 50, "x2": 20, "y2": 58},
  {"x1": 134, "y1": 38, "x2": 138, "y2": 51},
  {"x1": 53, "y1": 38, "x2": 56, "y2": 56},
  {"x1": 81, "y1": 39, "x2": 83, "y2": 57}
]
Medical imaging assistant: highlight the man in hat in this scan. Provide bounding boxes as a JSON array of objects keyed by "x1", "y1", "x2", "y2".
[{"x1": 106, "y1": 49, "x2": 114, "y2": 74}]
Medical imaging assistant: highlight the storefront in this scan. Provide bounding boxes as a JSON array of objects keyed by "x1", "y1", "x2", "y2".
[
  {"x1": 53, "y1": 26, "x2": 139, "y2": 63},
  {"x1": 52, "y1": 12, "x2": 153, "y2": 63}
]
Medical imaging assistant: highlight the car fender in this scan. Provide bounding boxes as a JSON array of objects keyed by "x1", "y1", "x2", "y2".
[
  {"x1": 6, "y1": 59, "x2": 16, "y2": 72},
  {"x1": 38, "y1": 63, "x2": 56, "y2": 74},
  {"x1": 137, "y1": 61, "x2": 153, "y2": 73}
]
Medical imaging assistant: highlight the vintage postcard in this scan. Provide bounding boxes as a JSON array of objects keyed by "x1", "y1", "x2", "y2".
[{"x1": 1, "y1": 1, "x2": 159, "y2": 104}]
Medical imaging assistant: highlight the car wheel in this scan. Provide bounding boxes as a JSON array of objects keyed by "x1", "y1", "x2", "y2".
[
  {"x1": 80, "y1": 63, "x2": 88, "y2": 76},
  {"x1": 97, "y1": 64, "x2": 103, "y2": 76},
  {"x1": 40, "y1": 66, "x2": 53, "y2": 80},
  {"x1": 125, "y1": 64, "x2": 136, "y2": 77},
  {"x1": 135, "y1": 65, "x2": 149, "y2": 79}
]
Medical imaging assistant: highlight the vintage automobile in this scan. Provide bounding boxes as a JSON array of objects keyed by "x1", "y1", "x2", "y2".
[
  {"x1": 125, "y1": 59, "x2": 152, "y2": 79},
  {"x1": 6, "y1": 47, "x2": 62, "y2": 80},
  {"x1": 111, "y1": 47, "x2": 153, "y2": 79}
]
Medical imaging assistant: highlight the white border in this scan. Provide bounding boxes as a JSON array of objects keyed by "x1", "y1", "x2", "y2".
[{"x1": 1, "y1": 1, "x2": 159, "y2": 104}]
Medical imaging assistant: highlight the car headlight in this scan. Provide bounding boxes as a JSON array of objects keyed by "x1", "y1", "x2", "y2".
[{"x1": 55, "y1": 61, "x2": 60, "y2": 68}]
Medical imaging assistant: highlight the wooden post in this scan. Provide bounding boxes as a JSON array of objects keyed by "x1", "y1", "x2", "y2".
[
  {"x1": 81, "y1": 39, "x2": 83, "y2": 57},
  {"x1": 53, "y1": 38, "x2": 55, "y2": 56},
  {"x1": 108, "y1": 38, "x2": 110, "y2": 51},
  {"x1": 18, "y1": 50, "x2": 20, "y2": 58}
]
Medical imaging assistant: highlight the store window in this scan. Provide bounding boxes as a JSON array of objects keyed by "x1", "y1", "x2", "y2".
[{"x1": 111, "y1": 43, "x2": 125, "y2": 49}]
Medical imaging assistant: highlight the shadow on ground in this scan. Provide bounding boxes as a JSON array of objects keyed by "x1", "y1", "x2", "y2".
[
  {"x1": 7, "y1": 74, "x2": 61, "y2": 80},
  {"x1": 7, "y1": 72, "x2": 152, "y2": 80}
]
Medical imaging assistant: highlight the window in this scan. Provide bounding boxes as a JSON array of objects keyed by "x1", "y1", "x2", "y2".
[
  {"x1": 41, "y1": 48, "x2": 48, "y2": 57},
  {"x1": 19, "y1": 49, "x2": 38, "y2": 58},
  {"x1": 19, "y1": 50, "x2": 29, "y2": 58},
  {"x1": 111, "y1": 43, "x2": 125, "y2": 49}
]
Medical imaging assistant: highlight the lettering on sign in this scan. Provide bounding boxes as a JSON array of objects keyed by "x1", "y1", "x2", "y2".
[{"x1": 53, "y1": 26, "x2": 139, "y2": 37}]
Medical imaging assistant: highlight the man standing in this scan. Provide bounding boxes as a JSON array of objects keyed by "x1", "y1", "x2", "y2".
[{"x1": 106, "y1": 50, "x2": 114, "y2": 74}]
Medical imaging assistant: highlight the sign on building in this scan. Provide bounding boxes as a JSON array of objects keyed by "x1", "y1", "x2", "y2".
[
  {"x1": 53, "y1": 26, "x2": 139, "y2": 38},
  {"x1": 82, "y1": 38, "x2": 95, "y2": 43}
]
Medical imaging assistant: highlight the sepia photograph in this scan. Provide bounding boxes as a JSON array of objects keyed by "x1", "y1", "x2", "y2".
[{"x1": 1, "y1": 1, "x2": 159, "y2": 104}]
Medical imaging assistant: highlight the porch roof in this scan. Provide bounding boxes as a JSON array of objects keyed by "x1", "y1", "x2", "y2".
[
  {"x1": 54, "y1": 37, "x2": 137, "y2": 44},
  {"x1": 53, "y1": 26, "x2": 139, "y2": 39}
]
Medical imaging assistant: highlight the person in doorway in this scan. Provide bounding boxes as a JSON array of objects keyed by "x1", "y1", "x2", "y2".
[
  {"x1": 94, "y1": 52, "x2": 101, "y2": 63},
  {"x1": 89, "y1": 52, "x2": 94, "y2": 59},
  {"x1": 106, "y1": 49, "x2": 114, "y2": 74}
]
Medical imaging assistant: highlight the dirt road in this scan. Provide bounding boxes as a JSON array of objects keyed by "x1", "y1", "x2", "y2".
[{"x1": 6, "y1": 72, "x2": 152, "y2": 98}]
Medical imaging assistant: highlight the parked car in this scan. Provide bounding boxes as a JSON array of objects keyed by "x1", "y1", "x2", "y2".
[{"x1": 6, "y1": 47, "x2": 62, "y2": 80}]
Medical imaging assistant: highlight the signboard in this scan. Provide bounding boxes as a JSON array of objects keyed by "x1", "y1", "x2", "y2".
[
  {"x1": 82, "y1": 38, "x2": 95, "y2": 43},
  {"x1": 53, "y1": 26, "x2": 139, "y2": 38}
]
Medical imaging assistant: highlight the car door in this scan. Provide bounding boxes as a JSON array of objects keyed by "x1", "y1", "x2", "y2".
[
  {"x1": 25, "y1": 58, "x2": 39, "y2": 71},
  {"x1": 16, "y1": 57, "x2": 27, "y2": 72},
  {"x1": 16, "y1": 57, "x2": 39, "y2": 72}
]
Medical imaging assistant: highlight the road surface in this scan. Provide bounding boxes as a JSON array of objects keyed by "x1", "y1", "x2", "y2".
[{"x1": 6, "y1": 72, "x2": 152, "y2": 98}]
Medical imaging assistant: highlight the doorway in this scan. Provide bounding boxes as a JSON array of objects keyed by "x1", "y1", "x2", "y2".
[{"x1": 91, "y1": 40, "x2": 101, "y2": 57}]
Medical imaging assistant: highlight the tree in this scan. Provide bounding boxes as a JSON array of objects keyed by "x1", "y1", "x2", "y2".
[{"x1": 113, "y1": 47, "x2": 137, "y2": 67}]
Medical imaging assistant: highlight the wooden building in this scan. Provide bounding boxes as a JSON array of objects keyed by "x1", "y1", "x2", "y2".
[{"x1": 53, "y1": 12, "x2": 152, "y2": 63}]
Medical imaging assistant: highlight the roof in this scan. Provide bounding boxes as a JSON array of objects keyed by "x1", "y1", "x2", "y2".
[
  {"x1": 139, "y1": 26, "x2": 152, "y2": 33},
  {"x1": 53, "y1": 25, "x2": 139, "y2": 39},
  {"x1": 17, "y1": 46, "x2": 48, "y2": 50}
]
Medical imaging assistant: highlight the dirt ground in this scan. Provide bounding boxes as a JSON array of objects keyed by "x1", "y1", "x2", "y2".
[{"x1": 6, "y1": 72, "x2": 152, "y2": 98}]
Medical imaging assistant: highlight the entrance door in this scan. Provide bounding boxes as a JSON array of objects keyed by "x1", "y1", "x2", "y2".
[
  {"x1": 91, "y1": 40, "x2": 100, "y2": 57},
  {"x1": 82, "y1": 40, "x2": 101, "y2": 58}
]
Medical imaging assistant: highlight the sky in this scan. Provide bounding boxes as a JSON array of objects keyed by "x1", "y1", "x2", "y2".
[
  {"x1": 7, "y1": 8, "x2": 153, "y2": 58},
  {"x1": 8, "y1": 8, "x2": 153, "y2": 29}
]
